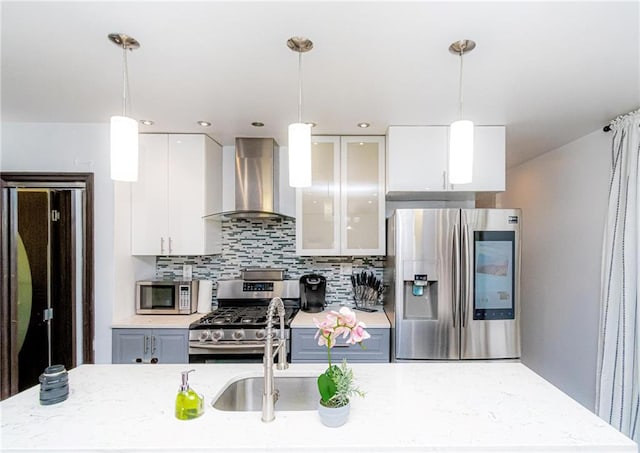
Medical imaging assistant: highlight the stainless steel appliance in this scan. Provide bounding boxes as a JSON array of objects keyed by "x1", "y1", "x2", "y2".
[
  {"x1": 188, "y1": 271, "x2": 300, "y2": 363},
  {"x1": 299, "y1": 274, "x2": 326, "y2": 313},
  {"x1": 385, "y1": 209, "x2": 521, "y2": 360},
  {"x1": 136, "y1": 280, "x2": 199, "y2": 315},
  {"x1": 205, "y1": 138, "x2": 292, "y2": 220}
]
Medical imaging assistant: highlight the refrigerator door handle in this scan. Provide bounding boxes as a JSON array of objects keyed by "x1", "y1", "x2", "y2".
[
  {"x1": 452, "y1": 224, "x2": 459, "y2": 328},
  {"x1": 461, "y1": 224, "x2": 469, "y2": 328}
]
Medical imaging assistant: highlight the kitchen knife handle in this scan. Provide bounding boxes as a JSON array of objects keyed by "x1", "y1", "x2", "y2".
[
  {"x1": 461, "y1": 224, "x2": 469, "y2": 328},
  {"x1": 452, "y1": 224, "x2": 459, "y2": 328}
]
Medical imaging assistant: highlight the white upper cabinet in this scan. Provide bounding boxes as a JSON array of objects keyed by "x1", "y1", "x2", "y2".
[
  {"x1": 132, "y1": 134, "x2": 222, "y2": 256},
  {"x1": 296, "y1": 136, "x2": 385, "y2": 256},
  {"x1": 386, "y1": 125, "x2": 505, "y2": 196}
]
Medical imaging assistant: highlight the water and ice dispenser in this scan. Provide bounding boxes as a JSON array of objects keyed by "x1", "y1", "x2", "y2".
[{"x1": 403, "y1": 263, "x2": 438, "y2": 319}]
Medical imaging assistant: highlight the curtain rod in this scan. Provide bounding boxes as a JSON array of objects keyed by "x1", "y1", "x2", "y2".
[{"x1": 603, "y1": 108, "x2": 640, "y2": 132}]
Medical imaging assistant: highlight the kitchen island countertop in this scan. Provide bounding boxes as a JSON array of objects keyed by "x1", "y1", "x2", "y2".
[{"x1": 1, "y1": 362, "x2": 636, "y2": 453}]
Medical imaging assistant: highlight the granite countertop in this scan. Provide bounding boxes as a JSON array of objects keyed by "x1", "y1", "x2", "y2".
[
  {"x1": 1, "y1": 362, "x2": 636, "y2": 452},
  {"x1": 111, "y1": 313, "x2": 203, "y2": 329},
  {"x1": 291, "y1": 304, "x2": 391, "y2": 328}
]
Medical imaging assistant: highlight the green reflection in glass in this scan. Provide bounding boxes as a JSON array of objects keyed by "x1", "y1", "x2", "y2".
[{"x1": 17, "y1": 233, "x2": 33, "y2": 352}]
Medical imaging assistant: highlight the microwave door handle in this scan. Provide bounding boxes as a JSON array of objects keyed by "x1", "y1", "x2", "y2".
[
  {"x1": 461, "y1": 224, "x2": 469, "y2": 328},
  {"x1": 452, "y1": 224, "x2": 459, "y2": 328}
]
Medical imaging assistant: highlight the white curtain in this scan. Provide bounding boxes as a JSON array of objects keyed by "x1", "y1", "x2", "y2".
[{"x1": 597, "y1": 109, "x2": 640, "y2": 442}]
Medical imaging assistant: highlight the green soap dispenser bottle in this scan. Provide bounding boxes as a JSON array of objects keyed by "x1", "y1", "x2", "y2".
[{"x1": 175, "y1": 369, "x2": 204, "y2": 420}]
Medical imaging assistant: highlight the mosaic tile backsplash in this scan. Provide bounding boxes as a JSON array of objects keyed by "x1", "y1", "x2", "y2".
[{"x1": 156, "y1": 218, "x2": 385, "y2": 305}]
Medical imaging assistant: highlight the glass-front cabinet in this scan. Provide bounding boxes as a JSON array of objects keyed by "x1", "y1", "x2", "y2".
[{"x1": 296, "y1": 136, "x2": 385, "y2": 256}]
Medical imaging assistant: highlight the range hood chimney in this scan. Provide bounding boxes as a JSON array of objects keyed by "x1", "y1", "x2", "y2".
[{"x1": 206, "y1": 137, "x2": 292, "y2": 220}]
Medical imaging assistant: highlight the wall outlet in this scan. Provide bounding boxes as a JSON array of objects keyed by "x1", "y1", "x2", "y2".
[{"x1": 340, "y1": 263, "x2": 352, "y2": 275}]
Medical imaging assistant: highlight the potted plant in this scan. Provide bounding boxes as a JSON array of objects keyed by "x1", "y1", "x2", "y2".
[{"x1": 314, "y1": 307, "x2": 370, "y2": 427}]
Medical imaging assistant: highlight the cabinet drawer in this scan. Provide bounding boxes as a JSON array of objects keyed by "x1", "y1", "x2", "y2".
[{"x1": 291, "y1": 328, "x2": 390, "y2": 363}]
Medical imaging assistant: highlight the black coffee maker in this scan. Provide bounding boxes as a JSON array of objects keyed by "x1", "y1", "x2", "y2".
[{"x1": 299, "y1": 274, "x2": 327, "y2": 313}]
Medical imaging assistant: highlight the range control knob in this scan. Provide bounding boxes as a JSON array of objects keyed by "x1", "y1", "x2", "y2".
[
  {"x1": 232, "y1": 329, "x2": 245, "y2": 341},
  {"x1": 198, "y1": 330, "x2": 211, "y2": 343},
  {"x1": 211, "y1": 329, "x2": 224, "y2": 342},
  {"x1": 255, "y1": 329, "x2": 266, "y2": 341}
]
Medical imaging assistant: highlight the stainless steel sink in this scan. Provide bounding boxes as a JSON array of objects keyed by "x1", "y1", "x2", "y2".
[{"x1": 212, "y1": 376, "x2": 318, "y2": 411}]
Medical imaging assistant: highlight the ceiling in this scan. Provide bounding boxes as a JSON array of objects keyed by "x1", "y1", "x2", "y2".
[{"x1": 2, "y1": 1, "x2": 639, "y2": 168}]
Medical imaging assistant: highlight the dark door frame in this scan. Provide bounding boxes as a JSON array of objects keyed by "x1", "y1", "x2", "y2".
[{"x1": 1, "y1": 172, "x2": 94, "y2": 399}]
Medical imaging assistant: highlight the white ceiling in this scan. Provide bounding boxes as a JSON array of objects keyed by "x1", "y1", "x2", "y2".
[{"x1": 2, "y1": 1, "x2": 639, "y2": 167}]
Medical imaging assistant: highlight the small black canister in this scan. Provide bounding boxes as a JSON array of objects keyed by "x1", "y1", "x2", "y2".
[{"x1": 39, "y1": 364, "x2": 69, "y2": 405}]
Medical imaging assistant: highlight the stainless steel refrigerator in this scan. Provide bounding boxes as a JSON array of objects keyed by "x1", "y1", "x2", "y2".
[{"x1": 385, "y1": 209, "x2": 521, "y2": 360}]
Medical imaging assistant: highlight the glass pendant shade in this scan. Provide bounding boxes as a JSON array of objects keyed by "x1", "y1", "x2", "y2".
[
  {"x1": 288, "y1": 122, "x2": 312, "y2": 187},
  {"x1": 448, "y1": 119, "x2": 474, "y2": 184},
  {"x1": 110, "y1": 115, "x2": 139, "y2": 182}
]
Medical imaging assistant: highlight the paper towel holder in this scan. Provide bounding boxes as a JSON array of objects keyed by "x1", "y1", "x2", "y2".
[{"x1": 197, "y1": 280, "x2": 213, "y2": 314}]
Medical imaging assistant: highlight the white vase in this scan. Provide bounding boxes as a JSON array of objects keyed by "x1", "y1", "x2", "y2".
[{"x1": 317, "y1": 400, "x2": 350, "y2": 427}]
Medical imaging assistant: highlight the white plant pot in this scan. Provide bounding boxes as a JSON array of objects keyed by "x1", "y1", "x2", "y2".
[{"x1": 317, "y1": 400, "x2": 350, "y2": 427}]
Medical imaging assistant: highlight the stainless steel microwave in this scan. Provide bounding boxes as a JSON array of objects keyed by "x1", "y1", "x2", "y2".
[{"x1": 136, "y1": 281, "x2": 199, "y2": 315}]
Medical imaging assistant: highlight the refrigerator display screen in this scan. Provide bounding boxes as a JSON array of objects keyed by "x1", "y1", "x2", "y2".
[{"x1": 473, "y1": 231, "x2": 515, "y2": 320}]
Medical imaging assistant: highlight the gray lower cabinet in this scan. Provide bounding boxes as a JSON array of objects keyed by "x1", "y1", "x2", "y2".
[
  {"x1": 112, "y1": 328, "x2": 188, "y2": 364},
  {"x1": 291, "y1": 328, "x2": 390, "y2": 363}
]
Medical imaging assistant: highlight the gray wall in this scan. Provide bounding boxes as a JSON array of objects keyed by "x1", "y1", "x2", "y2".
[{"x1": 498, "y1": 129, "x2": 611, "y2": 410}]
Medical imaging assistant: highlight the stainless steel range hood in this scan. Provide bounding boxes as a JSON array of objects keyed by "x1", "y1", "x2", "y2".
[{"x1": 205, "y1": 137, "x2": 293, "y2": 220}]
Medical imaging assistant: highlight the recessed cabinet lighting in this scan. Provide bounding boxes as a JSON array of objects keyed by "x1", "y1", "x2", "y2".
[
  {"x1": 357, "y1": 122, "x2": 370, "y2": 128},
  {"x1": 197, "y1": 121, "x2": 212, "y2": 127},
  {"x1": 140, "y1": 120, "x2": 154, "y2": 126},
  {"x1": 251, "y1": 122, "x2": 265, "y2": 127},
  {"x1": 305, "y1": 122, "x2": 317, "y2": 128}
]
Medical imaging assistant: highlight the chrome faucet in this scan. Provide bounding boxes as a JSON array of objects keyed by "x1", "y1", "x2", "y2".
[{"x1": 262, "y1": 296, "x2": 288, "y2": 422}]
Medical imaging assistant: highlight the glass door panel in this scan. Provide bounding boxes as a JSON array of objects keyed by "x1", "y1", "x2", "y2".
[
  {"x1": 341, "y1": 136, "x2": 385, "y2": 255},
  {"x1": 296, "y1": 137, "x2": 340, "y2": 255}
]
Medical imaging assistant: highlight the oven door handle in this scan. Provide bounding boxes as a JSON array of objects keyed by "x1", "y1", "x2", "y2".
[{"x1": 188, "y1": 341, "x2": 281, "y2": 352}]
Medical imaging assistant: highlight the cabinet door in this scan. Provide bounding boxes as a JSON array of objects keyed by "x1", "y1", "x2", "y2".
[
  {"x1": 386, "y1": 127, "x2": 448, "y2": 193},
  {"x1": 112, "y1": 329, "x2": 149, "y2": 364},
  {"x1": 341, "y1": 136, "x2": 386, "y2": 256},
  {"x1": 168, "y1": 135, "x2": 206, "y2": 255},
  {"x1": 291, "y1": 328, "x2": 390, "y2": 363},
  {"x1": 131, "y1": 134, "x2": 169, "y2": 255},
  {"x1": 450, "y1": 126, "x2": 505, "y2": 192},
  {"x1": 296, "y1": 136, "x2": 341, "y2": 256},
  {"x1": 152, "y1": 329, "x2": 188, "y2": 364}
]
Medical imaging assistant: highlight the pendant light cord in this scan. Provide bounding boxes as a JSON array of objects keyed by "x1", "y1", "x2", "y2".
[
  {"x1": 297, "y1": 51, "x2": 303, "y2": 123},
  {"x1": 458, "y1": 49, "x2": 464, "y2": 120},
  {"x1": 121, "y1": 45, "x2": 132, "y2": 117}
]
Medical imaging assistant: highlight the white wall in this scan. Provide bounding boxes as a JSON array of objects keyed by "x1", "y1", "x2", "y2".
[
  {"x1": 498, "y1": 129, "x2": 611, "y2": 410},
  {"x1": 1, "y1": 122, "x2": 115, "y2": 363}
]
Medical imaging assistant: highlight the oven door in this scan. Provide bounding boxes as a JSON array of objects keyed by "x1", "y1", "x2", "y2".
[{"x1": 188, "y1": 340, "x2": 290, "y2": 364}]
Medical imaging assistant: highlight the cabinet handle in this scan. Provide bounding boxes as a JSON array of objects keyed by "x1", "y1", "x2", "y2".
[
  {"x1": 333, "y1": 343, "x2": 350, "y2": 348},
  {"x1": 160, "y1": 237, "x2": 165, "y2": 255},
  {"x1": 168, "y1": 237, "x2": 173, "y2": 254},
  {"x1": 151, "y1": 336, "x2": 157, "y2": 355},
  {"x1": 442, "y1": 171, "x2": 447, "y2": 190},
  {"x1": 144, "y1": 335, "x2": 150, "y2": 354}
]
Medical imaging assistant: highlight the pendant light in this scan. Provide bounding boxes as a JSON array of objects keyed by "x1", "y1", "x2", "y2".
[
  {"x1": 108, "y1": 33, "x2": 140, "y2": 182},
  {"x1": 287, "y1": 37, "x2": 313, "y2": 188},
  {"x1": 448, "y1": 39, "x2": 476, "y2": 185}
]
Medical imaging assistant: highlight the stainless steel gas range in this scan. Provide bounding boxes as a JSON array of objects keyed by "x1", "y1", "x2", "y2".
[{"x1": 188, "y1": 272, "x2": 300, "y2": 363}]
